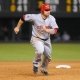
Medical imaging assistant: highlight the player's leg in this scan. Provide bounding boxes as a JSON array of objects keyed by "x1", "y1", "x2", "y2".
[
  {"x1": 40, "y1": 55, "x2": 50, "y2": 75},
  {"x1": 40, "y1": 40, "x2": 52, "y2": 75},
  {"x1": 30, "y1": 36, "x2": 44, "y2": 73}
]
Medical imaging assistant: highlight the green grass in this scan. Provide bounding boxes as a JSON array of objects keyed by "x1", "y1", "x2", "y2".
[
  {"x1": 0, "y1": 43, "x2": 34, "y2": 61},
  {"x1": 0, "y1": 43, "x2": 80, "y2": 61},
  {"x1": 53, "y1": 43, "x2": 80, "y2": 61}
]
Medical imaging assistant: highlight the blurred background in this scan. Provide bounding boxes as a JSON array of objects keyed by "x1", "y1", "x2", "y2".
[{"x1": 0, "y1": 0, "x2": 80, "y2": 42}]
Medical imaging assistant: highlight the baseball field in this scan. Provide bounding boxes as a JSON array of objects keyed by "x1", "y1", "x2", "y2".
[{"x1": 0, "y1": 42, "x2": 80, "y2": 80}]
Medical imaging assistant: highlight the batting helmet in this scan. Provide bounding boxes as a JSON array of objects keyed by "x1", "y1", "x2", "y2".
[{"x1": 40, "y1": 3, "x2": 50, "y2": 13}]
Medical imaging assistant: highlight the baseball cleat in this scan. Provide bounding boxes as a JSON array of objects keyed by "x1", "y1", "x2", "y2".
[
  {"x1": 41, "y1": 70, "x2": 48, "y2": 75},
  {"x1": 40, "y1": 68, "x2": 48, "y2": 75},
  {"x1": 33, "y1": 66, "x2": 38, "y2": 73},
  {"x1": 40, "y1": 70, "x2": 48, "y2": 75}
]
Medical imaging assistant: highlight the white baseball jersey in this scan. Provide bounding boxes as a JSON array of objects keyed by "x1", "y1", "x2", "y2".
[{"x1": 23, "y1": 13, "x2": 58, "y2": 39}]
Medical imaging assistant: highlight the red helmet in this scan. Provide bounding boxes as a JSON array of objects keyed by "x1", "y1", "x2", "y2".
[{"x1": 40, "y1": 3, "x2": 50, "y2": 13}]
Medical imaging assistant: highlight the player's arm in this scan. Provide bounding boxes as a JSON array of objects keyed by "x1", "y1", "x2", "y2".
[
  {"x1": 14, "y1": 14, "x2": 34, "y2": 34},
  {"x1": 42, "y1": 26, "x2": 58, "y2": 35},
  {"x1": 43, "y1": 16, "x2": 59, "y2": 35},
  {"x1": 14, "y1": 16, "x2": 25, "y2": 34}
]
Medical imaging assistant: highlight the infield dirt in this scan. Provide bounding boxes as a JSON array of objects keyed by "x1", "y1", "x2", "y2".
[{"x1": 0, "y1": 61, "x2": 80, "y2": 80}]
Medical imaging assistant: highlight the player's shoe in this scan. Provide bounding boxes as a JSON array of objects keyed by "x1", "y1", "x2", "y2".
[
  {"x1": 41, "y1": 70, "x2": 48, "y2": 75},
  {"x1": 40, "y1": 67, "x2": 48, "y2": 75},
  {"x1": 33, "y1": 61, "x2": 39, "y2": 73},
  {"x1": 33, "y1": 66, "x2": 38, "y2": 73}
]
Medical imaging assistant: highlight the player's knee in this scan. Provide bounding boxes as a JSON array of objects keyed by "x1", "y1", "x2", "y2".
[
  {"x1": 36, "y1": 45, "x2": 44, "y2": 54},
  {"x1": 37, "y1": 49, "x2": 44, "y2": 54}
]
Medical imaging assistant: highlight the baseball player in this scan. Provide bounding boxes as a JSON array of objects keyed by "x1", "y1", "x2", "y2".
[{"x1": 14, "y1": 3, "x2": 59, "y2": 75}]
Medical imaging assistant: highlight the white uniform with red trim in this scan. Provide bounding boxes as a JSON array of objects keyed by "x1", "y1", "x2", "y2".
[{"x1": 23, "y1": 13, "x2": 58, "y2": 60}]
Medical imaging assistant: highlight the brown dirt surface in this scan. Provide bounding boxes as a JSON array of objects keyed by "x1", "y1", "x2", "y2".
[{"x1": 0, "y1": 61, "x2": 80, "y2": 80}]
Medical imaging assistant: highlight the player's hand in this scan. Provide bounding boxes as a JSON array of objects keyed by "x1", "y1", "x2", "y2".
[
  {"x1": 14, "y1": 27, "x2": 20, "y2": 34},
  {"x1": 42, "y1": 26, "x2": 47, "y2": 32},
  {"x1": 42, "y1": 26, "x2": 51, "y2": 33}
]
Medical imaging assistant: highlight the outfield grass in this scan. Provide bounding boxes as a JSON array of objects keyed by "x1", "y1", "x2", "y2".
[{"x1": 0, "y1": 43, "x2": 80, "y2": 61}]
